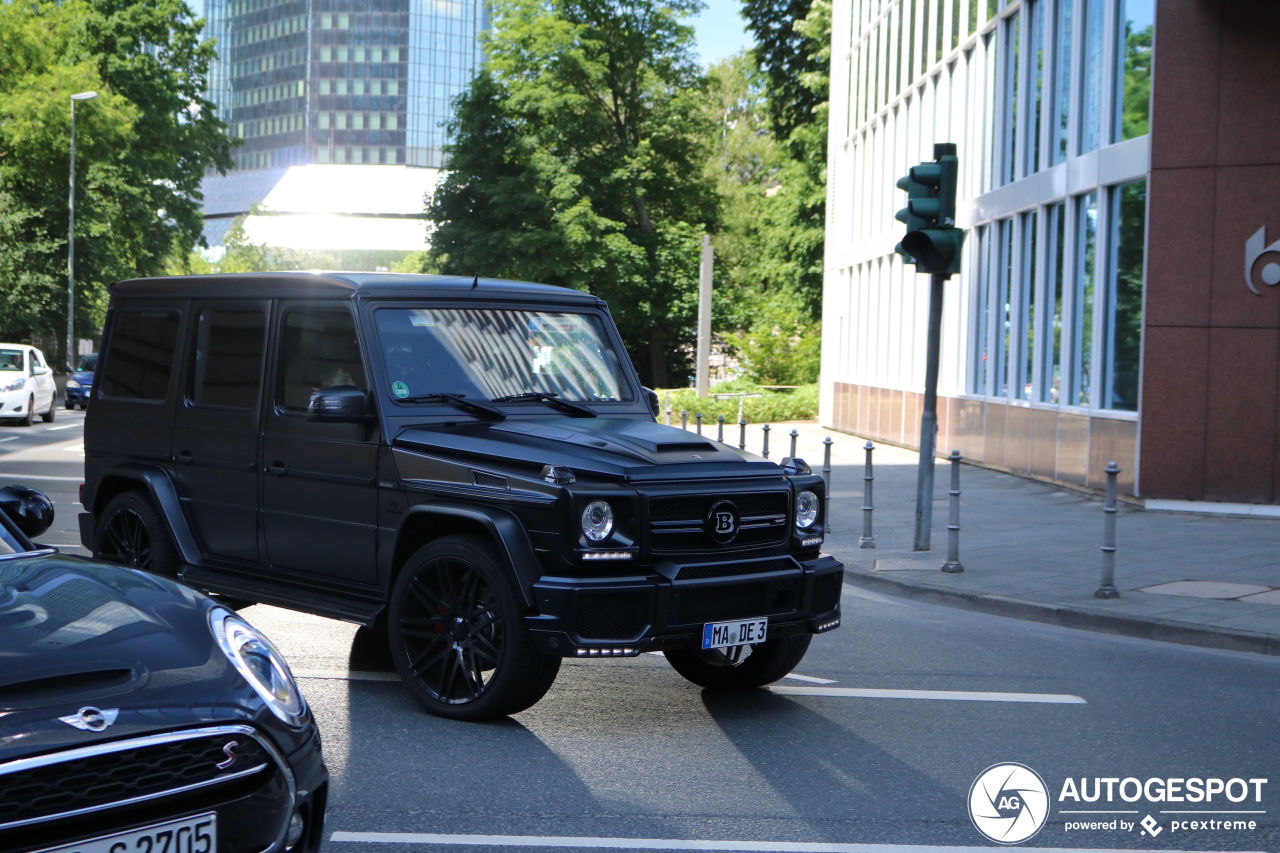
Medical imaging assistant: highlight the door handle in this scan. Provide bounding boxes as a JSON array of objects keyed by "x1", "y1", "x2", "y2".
[
  {"x1": 264, "y1": 464, "x2": 288, "y2": 477},
  {"x1": 175, "y1": 451, "x2": 194, "y2": 466}
]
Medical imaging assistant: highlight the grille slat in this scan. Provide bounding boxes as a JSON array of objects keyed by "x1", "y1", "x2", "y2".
[{"x1": 648, "y1": 492, "x2": 790, "y2": 554}]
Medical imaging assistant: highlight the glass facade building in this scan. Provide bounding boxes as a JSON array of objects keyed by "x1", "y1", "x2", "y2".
[
  {"x1": 204, "y1": 0, "x2": 485, "y2": 170},
  {"x1": 821, "y1": 0, "x2": 1153, "y2": 496}
]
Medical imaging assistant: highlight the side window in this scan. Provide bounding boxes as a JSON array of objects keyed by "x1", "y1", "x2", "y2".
[
  {"x1": 191, "y1": 309, "x2": 267, "y2": 409},
  {"x1": 27, "y1": 351, "x2": 36, "y2": 377},
  {"x1": 101, "y1": 310, "x2": 181, "y2": 401},
  {"x1": 278, "y1": 309, "x2": 368, "y2": 412}
]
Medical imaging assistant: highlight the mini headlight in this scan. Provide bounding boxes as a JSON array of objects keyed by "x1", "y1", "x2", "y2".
[
  {"x1": 1, "y1": 378, "x2": 24, "y2": 393},
  {"x1": 209, "y1": 608, "x2": 308, "y2": 727},
  {"x1": 581, "y1": 500, "x2": 614, "y2": 542},
  {"x1": 65, "y1": 379, "x2": 81, "y2": 389},
  {"x1": 796, "y1": 490, "x2": 819, "y2": 529}
]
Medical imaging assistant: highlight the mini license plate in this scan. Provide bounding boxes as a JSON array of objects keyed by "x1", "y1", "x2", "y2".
[
  {"x1": 37, "y1": 813, "x2": 216, "y2": 853},
  {"x1": 702, "y1": 617, "x2": 768, "y2": 650}
]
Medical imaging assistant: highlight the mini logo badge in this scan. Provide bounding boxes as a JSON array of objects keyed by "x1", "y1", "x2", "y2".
[
  {"x1": 58, "y1": 706, "x2": 119, "y2": 732},
  {"x1": 968, "y1": 763, "x2": 1050, "y2": 844},
  {"x1": 705, "y1": 500, "x2": 740, "y2": 544}
]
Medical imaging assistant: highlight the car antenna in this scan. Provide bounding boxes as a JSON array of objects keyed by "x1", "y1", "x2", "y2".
[{"x1": 471, "y1": 272, "x2": 479, "y2": 289}]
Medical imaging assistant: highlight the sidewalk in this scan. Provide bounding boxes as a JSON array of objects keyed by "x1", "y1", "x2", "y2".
[{"x1": 757, "y1": 421, "x2": 1280, "y2": 657}]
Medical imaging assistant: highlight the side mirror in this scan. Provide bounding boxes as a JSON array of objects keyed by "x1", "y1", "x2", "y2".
[
  {"x1": 0, "y1": 485, "x2": 55, "y2": 538},
  {"x1": 307, "y1": 385, "x2": 371, "y2": 423},
  {"x1": 643, "y1": 387, "x2": 660, "y2": 419}
]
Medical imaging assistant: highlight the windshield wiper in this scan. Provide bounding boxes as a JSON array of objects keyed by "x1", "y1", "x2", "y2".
[
  {"x1": 490, "y1": 392, "x2": 597, "y2": 418},
  {"x1": 401, "y1": 393, "x2": 506, "y2": 420}
]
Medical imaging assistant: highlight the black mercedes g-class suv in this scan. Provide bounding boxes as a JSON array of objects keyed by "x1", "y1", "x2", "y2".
[{"x1": 80, "y1": 273, "x2": 843, "y2": 720}]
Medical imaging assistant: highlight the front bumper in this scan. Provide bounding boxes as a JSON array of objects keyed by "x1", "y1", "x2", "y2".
[
  {"x1": 64, "y1": 384, "x2": 90, "y2": 403},
  {"x1": 0, "y1": 386, "x2": 30, "y2": 414},
  {"x1": 527, "y1": 553, "x2": 844, "y2": 656}
]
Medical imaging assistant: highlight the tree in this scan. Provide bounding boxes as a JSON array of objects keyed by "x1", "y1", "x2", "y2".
[
  {"x1": 425, "y1": 0, "x2": 718, "y2": 387},
  {"x1": 171, "y1": 213, "x2": 340, "y2": 275},
  {"x1": 0, "y1": 0, "x2": 234, "y2": 364},
  {"x1": 742, "y1": 0, "x2": 827, "y2": 142}
]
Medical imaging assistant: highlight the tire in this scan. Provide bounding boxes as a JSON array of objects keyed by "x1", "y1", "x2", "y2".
[
  {"x1": 665, "y1": 634, "x2": 813, "y2": 690},
  {"x1": 64, "y1": 400, "x2": 74, "y2": 410},
  {"x1": 388, "y1": 535, "x2": 560, "y2": 721},
  {"x1": 93, "y1": 491, "x2": 182, "y2": 577},
  {"x1": 20, "y1": 396, "x2": 33, "y2": 427},
  {"x1": 41, "y1": 398, "x2": 54, "y2": 423}
]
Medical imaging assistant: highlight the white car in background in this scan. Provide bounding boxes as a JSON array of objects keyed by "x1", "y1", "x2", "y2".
[{"x1": 0, "y1": 344, "x2": 57, "y2": 425}]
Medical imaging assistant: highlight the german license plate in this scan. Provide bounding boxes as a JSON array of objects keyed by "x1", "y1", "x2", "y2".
[
  {"x1": 37, "y1": 813, "x2": 216, "y2": 853},
  {"x1": 702, "y1": 617, "x2": 768, "y2": 650}
]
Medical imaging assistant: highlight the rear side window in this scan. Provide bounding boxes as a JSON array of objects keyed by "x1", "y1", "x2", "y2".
[
  {"x1": 278, "y1": 309, "x2": 367, "y2": 412},
  {"x1": 101, "y1": 310, "x2": 181, "y2": 401},
  {"x1": 191, "y1": 309, "x2": 267, "y2": 409}
]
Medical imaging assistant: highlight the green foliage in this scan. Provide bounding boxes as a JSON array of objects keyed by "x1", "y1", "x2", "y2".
[
  {"x1": 424, "y1": 0, "x2": 717, "y2": 387},
  {"x1": 170, "y1": 214, "x2": 339, "y2": 274},
  {"x1": 653, "y1": 382, "x2": 818, "y2": 423},
  {"x1": 741, "y1": 0, "x2": 826, "y2": 142},
  {"x1": 1119, "y1": 24, "x2": 1152, "y2": 141},
  {"x1": 726, "y1": 294, "x2": 820, "y2": 385},
  {"x1": 0, "y1": 0, "x2": 234, "y2": 363}
]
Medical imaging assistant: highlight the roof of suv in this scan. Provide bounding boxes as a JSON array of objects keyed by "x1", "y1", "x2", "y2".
[{"x1": 110, "y1": 272, "x2": 604, "y2": 304}]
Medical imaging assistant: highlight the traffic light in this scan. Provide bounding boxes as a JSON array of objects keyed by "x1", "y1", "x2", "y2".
[{"x1": 895, "y1": 142, "x2": 965, "y2": 277}]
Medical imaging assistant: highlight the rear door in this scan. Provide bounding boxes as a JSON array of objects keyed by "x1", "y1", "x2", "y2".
[
  {"x1": 169, "y1": 302, "x2": 269, "y2": 563},
  {"x1": 260, "y1": 302, "x2": 379, "y2": 584}
]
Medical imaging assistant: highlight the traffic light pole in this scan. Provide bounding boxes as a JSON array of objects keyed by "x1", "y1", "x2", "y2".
[{"x1": 912, "y1": 272, "x2": 946, "y2": 551}]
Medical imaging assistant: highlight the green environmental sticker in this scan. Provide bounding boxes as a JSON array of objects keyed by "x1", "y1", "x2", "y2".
[{"x1": 392, "y1": 381, "x2": 409, "y2": 398}]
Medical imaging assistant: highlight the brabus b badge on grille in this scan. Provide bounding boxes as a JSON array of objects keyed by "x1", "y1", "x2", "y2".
[
  {"x1": 58, "y1": 706, "x2": 119, "y2": 732},
  {"x1": 705, "y1": 500, "x2": 740, "y2": 545}
]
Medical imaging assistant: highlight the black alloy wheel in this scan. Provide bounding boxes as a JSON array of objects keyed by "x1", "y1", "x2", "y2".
[
  {"x1": 665, "y1": 634, "x2": 813, "y2": 690},
  {"x1": 93, "y1": 491, "x2": 181, "y2": 577},
  {"x1": 388, "y1": 535, "x2": 560, "y2": 721}
]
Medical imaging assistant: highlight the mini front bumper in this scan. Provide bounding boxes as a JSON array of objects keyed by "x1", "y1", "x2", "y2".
[{"x1": 526, "y1": 553, "x2": 844, "y2": 656}]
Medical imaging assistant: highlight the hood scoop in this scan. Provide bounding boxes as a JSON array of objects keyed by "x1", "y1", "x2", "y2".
[{"x1": 0, "y1": 665, "x2": 145, "y2": 711}]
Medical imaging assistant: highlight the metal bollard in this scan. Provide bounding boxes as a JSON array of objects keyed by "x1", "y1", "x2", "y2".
[
  {"x1": 859, "y1": 441, "x2": 876, "y2": 549},
  {"x1": 664, "y1": 390, "x2": 671, "y2": 426},
  {"x1": 680, "y1": 409, "x2": 688, "y2": 430},
  {"x1": 822, "y1": 437, "x2": 833, "y2": 518},
  {"x1": 717, "y1": 415, "x2": 725, "y2": 443},
  {"x1": 940, "y1": 450, "x2": 964, "y2": 572},
  {"x1": 789, "y1": 429, "x2": 799, "y2": 459},
  {"x1": 738, "y1": 419, "x2": 747, "y2": 451},
  {"x1": 695, "y1": 412, "x2": 703, "y2": 435},
  {"x1": 761, "y1": 424, "x2": 771, "y2": 459},
  {"x1": 1094, "y1": 462, "x2": 1121, "y2": 598}
]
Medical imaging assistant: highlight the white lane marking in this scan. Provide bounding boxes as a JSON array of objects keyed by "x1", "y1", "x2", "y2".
[
  {"x1": 0, "y1": 437, "x2": 18, "y2": 443},
  {"x1": 327, "y1": 831, "x2": 1233, "y2": 853},
  {"x1": 45, "y1": 423, "x2": 80, "y2": 431},
  {"x1": 292, "y1": 669, "x2": 399, "y2": 682},
  {"x1": 0, "y1": 473, "x2": 82, "y2": 481},
  {"x1": 781, "y1": 673, "x2": 838, "y2": 684},
  {"x1": 769, "y1": 686, "x2": 1086, "y2": 704}
]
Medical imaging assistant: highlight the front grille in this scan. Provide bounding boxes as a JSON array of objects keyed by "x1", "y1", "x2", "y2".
[
  {"x1": 575, "y1": 592, "x2": 650, "y2": 640},
  {"x1": 0, "y1": 730, "x2": 270, "y2": 829},
  {"x1": 648, "y1": 492, "x2": 790, "y2": 554},
  {"x1": 811, "y1": 571, "x2": 844, "y2": 613},
  {"x1": 674, "y1": 579, "x2": 799, "y2": 624},
  {"x1": 676, "y1": 558, "x2": 797, "y2": 581}
]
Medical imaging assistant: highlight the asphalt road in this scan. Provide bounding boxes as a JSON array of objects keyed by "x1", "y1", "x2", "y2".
[{"x1": 0, "y1": 405, "x2": 89, "y2": 551}]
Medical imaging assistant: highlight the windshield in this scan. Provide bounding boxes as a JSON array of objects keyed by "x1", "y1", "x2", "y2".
[
  {"x1": 76, "y1": 354, "x2": 98, "y2": 372},
  {"x1": 374, "y1": 308, "x2": 633, "y2": 403},
  {"x1": 0, "y1": 349, "x2": 22, "y2": 372}
]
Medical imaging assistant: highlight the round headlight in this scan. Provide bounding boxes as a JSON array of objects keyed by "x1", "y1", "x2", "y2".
[
  {"x1": 581, "y1": 500, "x2": 614, "y2": 542},
  {"x1": 209, "y1": 608, "x2": 308, "y2": 727},
  {"x1": 796, "y1": 490, "x2": 819, "y2": 529}
]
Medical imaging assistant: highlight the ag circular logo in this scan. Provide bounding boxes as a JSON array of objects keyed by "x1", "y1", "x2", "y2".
[
  {"x1": 705, "y1": 500, "x2": 740, "y2": 544},
  {"x1": 968, "y1": 763, "x2": 1049, "y2": 844}
]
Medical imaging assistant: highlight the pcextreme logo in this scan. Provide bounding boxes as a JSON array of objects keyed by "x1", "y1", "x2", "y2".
[
  {"x1": 1245, "y1": 226, "x2": 1280, "y2": 294},
  {"x1": 968, "y1": 763, "x2": 1050, "y2": 844}
]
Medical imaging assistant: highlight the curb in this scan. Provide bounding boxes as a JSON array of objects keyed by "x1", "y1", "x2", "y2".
[{"x1": 842, "y1": 567, "x2": 1280, "y2": 658}]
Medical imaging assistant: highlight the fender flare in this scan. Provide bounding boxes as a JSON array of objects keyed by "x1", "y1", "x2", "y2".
[
  {"x1": 92, "y1": 463, "x2": 202, "y2": 566},
  {"x1": 395, "y1": 503, "x2": 541, "y2": 608}
]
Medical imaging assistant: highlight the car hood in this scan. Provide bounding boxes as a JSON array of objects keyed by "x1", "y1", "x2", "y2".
[
  {"x1": 70, "y1": 370, "x2": 95, "y2": 384},
  {"x1": 394, "y1": 416, "x2": 784, "y2": 482},
  {"x1": 0, "y1": 554, "x2": 250, "y2": 761}
]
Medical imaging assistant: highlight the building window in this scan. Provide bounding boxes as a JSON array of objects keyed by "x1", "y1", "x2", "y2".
[
  {"x1": 971, "y1": 224, "x2": 991, "y2": 394},
  {"x1": 1078, "y1": 0, "x2": 1104, "y2": 153},
  {"x1": 1024, "y1": 0, "x2": 1044, "y2": 175},
  {"x1": 996, "y1": 218, "x2": 1014, "y2": 397},
  {"x1": 1114, "y1": 0, "x2": 1153, "y2": 142},
  {"x1": 1050, "y1": 0, "x2": 1072, "y2": 164},
  {"x1": 999, "y1": 8, "x2": 1020, "y2": 186},
  {"x1": 1070, "y1": 192, "x2": 1098, "y2": 406},
  {"x1": 1041, "y1": 201, "x2": 1066, "y2": 403},
  {"x1": 1104, "y1": 180, "x2": 1146, "y2": 411},
  {"x1": 1017, "y1": 210, "x2": 1038, "y2": 399}
]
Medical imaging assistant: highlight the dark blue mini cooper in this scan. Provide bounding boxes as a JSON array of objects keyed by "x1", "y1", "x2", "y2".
[{"x1": 0, "y1": 485, "x2": 327, "y2": 853}]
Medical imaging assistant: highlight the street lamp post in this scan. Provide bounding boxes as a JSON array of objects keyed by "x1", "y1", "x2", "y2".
[{"x1": 67, "y1": 91, "x2": 97, "y2": 372}]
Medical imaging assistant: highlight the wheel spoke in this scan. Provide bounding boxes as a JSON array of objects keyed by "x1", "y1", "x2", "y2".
[{"x1": 408, "y1": 636, "x2": 453, "y2": 677}]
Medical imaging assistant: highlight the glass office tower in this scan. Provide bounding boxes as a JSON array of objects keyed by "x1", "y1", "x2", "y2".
[{"x1": 204, "y1": 0, "x2": 485, "y2": 170}]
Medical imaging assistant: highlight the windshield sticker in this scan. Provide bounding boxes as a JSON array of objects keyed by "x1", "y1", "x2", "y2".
[
  {"x1": 410, "y1": 316, "x2": 435, "y2": 327},
  {"x1": 392, "y1": 381, "x2": 410, "y2": 398}
]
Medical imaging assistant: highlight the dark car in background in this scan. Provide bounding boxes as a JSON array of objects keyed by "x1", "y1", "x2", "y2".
[
  {"x1": 0, "y1": 485, "x2": 327, "y2": 853},
  {"x1": 64, "y1": 353, "x2": 97, "y2": 409}
]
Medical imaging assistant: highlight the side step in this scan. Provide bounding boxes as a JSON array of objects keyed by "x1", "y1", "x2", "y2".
[{"x1": 182, "y1": 565, "x2": 385, "y2": 627}]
